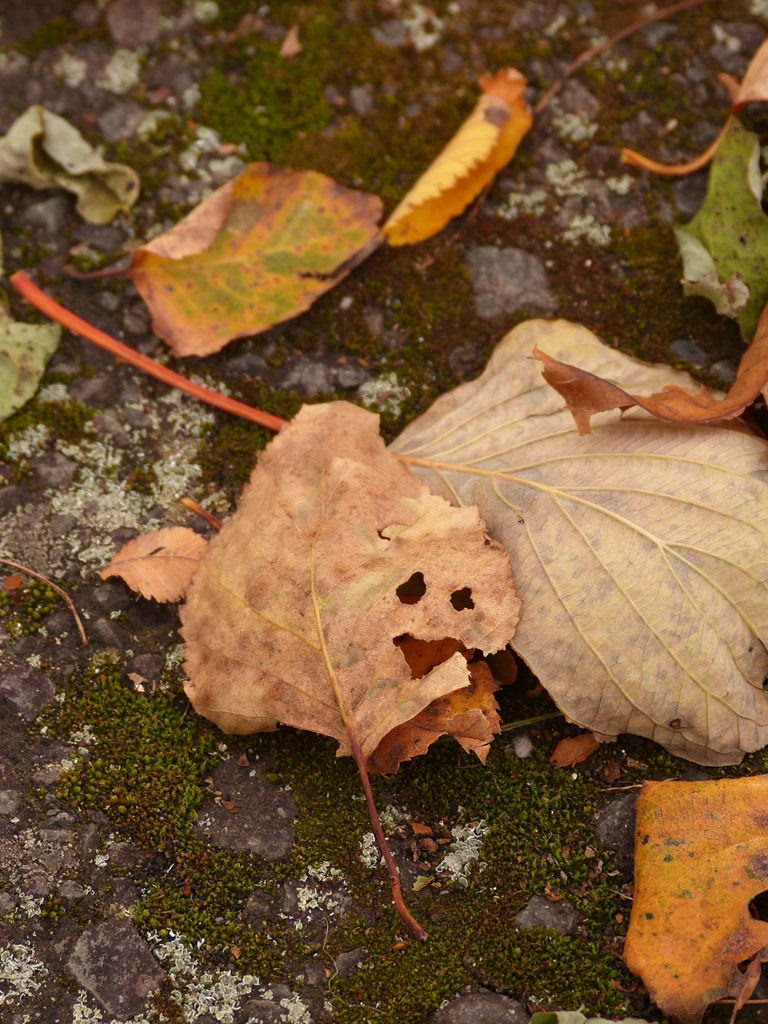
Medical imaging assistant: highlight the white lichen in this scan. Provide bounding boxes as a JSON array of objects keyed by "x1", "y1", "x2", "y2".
[
  {"x1": 0, "y1": 943, "x2": 48, "y2": 1006},
  {"x1": 37, "y1": 383, "x2": 71, "y2": 404},
  {"x1": 17, "y1": 895, "x2": 44, "y2": 919},
  {"x1": 357, "y1": 372, "x2": 410, "y2": 418},
  {"x1": 180, "y1": 126, "x2": 222, "y2": 172},
  {"x1": 380, "y1": 803, "x2": 410, "y2": 834},
  {"x1": 53, "y1": 53, "x2": 88, "y2": 88},
  {"x1": 543, "y1": 12, "x2": 567, "y2": 37},
  {"x1": 751, "y1": 0, "x2": 768, "y2": 17},
  {"x1": 402, "y1": 3, "x2": 444, "y2": 51},
  {"x1": 4, "y1": 424, "x2": 51, "y2": 462},
  {"x1": 436, "y1": 820, "x2": 488, "y2": 887},
  {"x1": 545, "y1": 159, "x2": 587, "y2": 197},
  {"x1": 359, "y1": 832, "x2": 380, "y2": 868},
  {"x1": 97, "y1": 49, "x2": 142, "y2": 95},
  {"x1": 70, "y1": 724, "x2": 98, "y2": 746},
  {"x1": 136, "y1": 109, "x2": 174, "y2": 141},
  {"x1": 550, "y1": 109, "x2": 598, "y2": 144},
  {"x1": 303, "y1": 861, "x2": 342, "y2": 882},
  {"x1": 496, "y1": 188, "x2": 547, "y2": 219},
  {"x1": 562, "y1": 214, "x2": 611, "y2": 246},
  {"x1": 190, "y1": 0, "x2": 220, "y2": 23},
  {"x1": 182, "y1": 83, "x2": 202, "y2": 111},
  {"x1": 606, "y1": 174, "x2": 634, "y2": 195}
]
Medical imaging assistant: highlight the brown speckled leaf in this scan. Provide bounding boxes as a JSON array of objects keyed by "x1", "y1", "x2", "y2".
[
  {"x1": 130, "y1": 163, "x2": 382, "y2": 357},
  {"x1": 391, "y1": 320, "x2": 768, "y2": 766},
  {"x1": 180, "y1": 402, "x2": 520, "y2": 760},
  {"x1": 100, "y1": 526, "x2": 208, "y2": 602}
]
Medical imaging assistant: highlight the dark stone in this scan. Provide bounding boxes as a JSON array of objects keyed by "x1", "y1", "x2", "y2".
[
  {"x1": 337, "y1": 363, "x2": 370, "y2": 389},
  {"x1": 126, "y1": 653, "x2": 164, "y2": 683},
  {"x1": 0, "y1": 665, "x2": 56, "y2": 721},
  {"x1": 432, "y1": 992, "x2": 529, "y2": 1023},
  {"x1": 92, "y1": 583, "x2": 131, "y2": 614},
  {"x1": 23, "y1": 196, "x2": 73, "y2": 236},
  {"x1": 722, "y1": 22, "x2": 767, "y2": 56},
  {"x1": 45, "y1": 610, "x2": 73, "y2": 636},
  {"x1": 221, "y1": 352, "x2": 269, "y2": 380},
  {"x1": 0, "y1": 487, "x2": 25, "y2": 514},
  {"x1": 68, "y1": 373, "x2": 116, "y2": 407},
  {"x1": 640, "y1": 21, "x2": 677, "y2": 47},
  {"x1": 93, "y1": 410, "x2": 130, "y2": 447},
  {"x1": 67, "y1": 918, "x2": 166, "y2": 1018},
  {"x1": 669, "y1": 339, "x2": 708, "y2": 369},
  {"x1": 276, "y1": 357, "x2": 337, "y2": 397},
  {"x1": 595, "y1": 791, "x2": 639, "y2": 872},
  {"x1": 59, "y1": 880, "x2": 86, "y2": 900},
  {"x1": 121, "y1": 406, "x2": 153, "y2": 429},
  {"x1": 122, "y1": 305, "x2": 151, "y2": 335},
  {"x1": 558, "y1": 80, "x2": 600, "y2": 120},
  {"x1": 144, "y1": 52, "x2": 197, "y2": 93},
  {"x1": 514, "y1": 894, "x2": 582, "y2": 936},
  {"x1": 192, "y1": 759, "x2": 296, "y2": 861},
  {"x1": 80, "y1": 823, "x2": 102, "y2": 862},
  {"x1": 107, "y1": 842, "x2": 142, "y2": 868},
  {"x1": 73, "y1": 2, "x2": 101, "y2": 28},
  {"x1": 106, "y1": 0, "x2": 162, "y2": 46},
  {"x1": 240, "y1": 1001, "x2": 283, "y2": 1024},
  {"x1": 242, "y1": 888, "x2": 280, "y2": 927},
  {"x1": 710, "y1": 359, "x2": 738, "y2": 387},
  {"x1": 0, "y1": 791, "x2": 21, "y2": 815},
  {"x1": 50, "y1": 514, "x2": 79, "y2": 537},
  {"x1": 73, "y1": 223, "x2": 129, "y2": 253},
  {"x1": 465, "y1": 247, "x2": 558, "y2": 318},
  {"x1": 449, "y1": 343, "x2": 484, "y2": 379},
  {"x1": 350, "y1": 84, "x2": 374, "y2": 116},
  {"x1": 674, "y1": 170, "x2": 709, "y2": 218},
  {"x1": 29, "y1": 451, "x2": 77, "y2": 489},
  {"x1": 334, "y1": 947, "x2": 366, "y2": 978},
  {"x1": 109, "y1": 877, "x2": 140, "y2": 907},
  {"x1": 91, "y1": 618, "x2": 124, "y2": 650},
  {"x1": 97, "y1": 102, "x2": 146, "y2": 144},
  {"x1": 371, "y1": 19, "x2": 407, "y2": 46}
]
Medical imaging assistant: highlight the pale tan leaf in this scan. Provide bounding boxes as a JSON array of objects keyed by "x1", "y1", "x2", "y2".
[
  {"x1": 731, "y1": 35, "x2": 768, "y2": 111},
  {"x1": 391, "y1": 320, "x2": 768, "y2": 766},
  {"x1": 280, "y1": 25, "x2": 302, "y2": 58},
  {"x1": 181, "y1": 402, "x2": 520, "y2": 759},
  {"x1": 100, "y1": 526, "x2": 208, "y2": 602}
]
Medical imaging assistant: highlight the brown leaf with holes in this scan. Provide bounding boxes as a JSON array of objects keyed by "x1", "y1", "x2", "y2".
[
  {"x1": 100, "y1": 526, "x2": 208, "y2": 602},
  {"x1": 368, "y1": 661, "x2": 503, "y2": 775},
  {"x1": 532, "y1": 299, "x2": 768, "y2": 434},
  {"x1": 550, "y1": 732, "x2": 600, "y2": 768},
  {"x1": 624, "y1": 775, "x2": 768, "y2": 1024},
  {"x1": 181, "y1": 401, "x2": 520, "y2": 756}
]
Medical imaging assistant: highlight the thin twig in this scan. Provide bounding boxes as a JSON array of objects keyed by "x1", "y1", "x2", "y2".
[
  {"x1": 534, "y1": 0, "x2": 714, "y2": 115},
  {"x1": 179, "y1": 498, "x2": 224, "y2": 531},
  {"x1": 500, "y1": 711, "x2": 563, "y2": 732},
  {"x1": 0, "y1": 557, "x2": 87, "y2": 646},
  {"x1": 10, "y1": 272, "x2": 287, "y2": 434},
  {"x1": 622, "y1": 115, "x2": 732, "y2": 175}
]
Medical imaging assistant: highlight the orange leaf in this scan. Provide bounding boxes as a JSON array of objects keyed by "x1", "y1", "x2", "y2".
[
  {"x1": 624, "y1": 776, "x2": 768, "y2": 1024},
  {"x1": 129, "y1": 163, "x2": 382, "y2": 357},
  {"x1": 731, "y1": 35, "x2": 768, "y2": 111},
  {"x1": 411, "y1": 822, "x2": 433, "y2": 836},
  {"x1": 280, "y1": 25, "x2": 302, "y2": 58},
  {"x1": 549, "y1": 732, "x2": 600, "y2": 768},
  {"x1": 382, "y1": 69, "x2": 532, "y2": 246},
  {"x1": 367, "y1": 661, "x2": 503, "y2": 775},
  {"x1": 3, "y1": 574, "x2": 23, "y2": 591},
  {"x1": 534, "y1": 299, "x2": 768, "y2": 433},
  {"x1": 100, "y1": 526, "x2": 208, "y2": 602}
]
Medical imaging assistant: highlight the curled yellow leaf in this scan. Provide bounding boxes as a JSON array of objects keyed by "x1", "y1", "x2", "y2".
[{"x1": 382, "y1": 69, "x2": 532, "y2": 247}]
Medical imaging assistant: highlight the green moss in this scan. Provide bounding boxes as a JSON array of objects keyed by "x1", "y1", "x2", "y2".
[{"x1": 0, "y1": 579, "x2": 59, "y2": 638}]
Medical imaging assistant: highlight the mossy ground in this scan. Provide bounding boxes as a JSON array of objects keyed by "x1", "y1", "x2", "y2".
[{"x1": 1, "y1": 0, "x2": 764, "y2": 1020}]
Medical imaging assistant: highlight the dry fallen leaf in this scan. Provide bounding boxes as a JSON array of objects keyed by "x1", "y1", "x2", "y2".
[
  {"x1": 368, "y1": 661, "x2": 502, "y2": 775},
  {"x1": 280, "y1": 25, "x2": 302, "y2": 58},
  {"x1": 549, "y1": 732, "x2": 600, "y2": 768},
  {"x1": 181, "y1": 401, "x2": 519, "y2": 938},
  {"x1": 382, "y1": 69, "x2": 532, "y2": 246},
  {"x1": 534, "y1": 296, "x2": 768, "y2": 434},
  {"x1": 0, "y1": 304, "x2": 61, "y2": 426},
  {"x1": 100, "y1": 526, "x2": 208, "y2": 602},
  {"x1": 624, "y1": 776, "x2": 768, "y2": 1024},
  {"x1": 730, "y1": 35, "x2": 768, "y2": 111},
  {"x1": 129, "y1": 163, "x2": 382, "y2": 357},
  {"x1": 0, "y1": 105, "x2": 139, "y2": 224},
  {"x1": 390, "y1": 319, "x2": 768, "y2": 765}
]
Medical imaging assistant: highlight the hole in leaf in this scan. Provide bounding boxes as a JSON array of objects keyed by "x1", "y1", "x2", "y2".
[
  {"x1": 749, "y1": 890, "x2": 768, "y2": 920},
  {"x1": 393, "y1": 634, "x2": 468, "y2": 678},
  {"x1": 485, "y1": 647, "x2": 518, "y2": 685},
  {"x1": 396, "y1": 572, "x2": 426, "y2": 604},
  {"x1": 450, "y1": 587, "x2": 474, "y2": 611}
]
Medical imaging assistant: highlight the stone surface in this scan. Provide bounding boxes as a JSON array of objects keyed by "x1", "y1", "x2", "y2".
[
  {"x1": 0, "y1": 665, "x2": 56, "y2": 721},
  {"x1": 98, "y1": 101, "x2": 146, "y2": 143},
  {"x1": 514, "y1": 894, "x2": 582, "y2": 936},
  {"x1": 221, "y1": 352, "x2": 270, "y2": 380},
  {"x1": 558, "y1": 80, "x2": 600, "y2": 120},
  {"x1": 0, "y1": 790, "x2": 21, "y2": 815},
  {"x1": 276, "y1": 356, "x2": 338, "y2": 397},
  {"x1": 92, "y1": 582, "x2": 131, "y2": 613},
  {"x1": 23, "y1": 196, "x2": 72, "y2": 235},
  {"x1": 595, "y1": 791, "x2": 639, "y2": 873},
  {"x1": 240, "y1": 1000, "x2": 283, "y2": 1024},
  {"x1": 350, "y1": 83, "x2": 374, "y2": 116},
  {"x1": 465, "y1": 247, "x2": 558, "y2": 318},
  {"x1": 68, "y1": 918, "x2": 166, "y2": 1018},
  {"x1": 68, "y1": 373, "x2": 117, "y2": 407},
  {"x1": 432, "y1": 993, "x2": 530, "y2": 1023},
  {"x1": 674, "y1": 170, "x2": 709, "y2": 218},
  {"x1": 669, "y1": 338, "x2": 708, "y2": 368},
  {"x1": 30, "y1": 451, "x2": 78, "y2": 489},
  {"x1": 106, "y1": 0, "x2": 162, "y2": 46},
  {"x1": 192, "y1": 758, "x2": 296, "y2": 861},
  {"x1": 334, "y1": 947, "x2": 367, "y2": 978}
]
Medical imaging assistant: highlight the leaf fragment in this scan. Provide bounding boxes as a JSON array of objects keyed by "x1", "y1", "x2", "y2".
[
  {"x1": 0, "y1": 105, "x2": 140, "y2": 224},
  {"x1": 0, "y1": 305, "x2": 61, "y2": 426},
  {"x1": 280, "y1": 25, "x2": 302, "y2": 58},
  {"x1": 624, "y1": 776, "x2": 768, "y2": 1024},
  {"x1": 100, "y1": 527, "x2": 208, "y2": 602},
  {"x1": 549, "y1": 732, "x2": 600, "y2": 768},
  {"x1": 382, "y1": 69, "x2": 532, "y2": 246},
  {"x1": 129, "y1": 163, "x2": 382, "y2": 357},
  {"x1": 391, "y1": 318, "x2": 768, "y2": 765},
  {"x1": 730, "y1": 35, "x2": 768, "y2": 111}
]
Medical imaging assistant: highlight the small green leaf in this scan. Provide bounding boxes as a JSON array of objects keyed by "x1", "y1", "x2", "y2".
[
  {"x1": 0, "y1": 308, "x2": 61, "y2": 425},
  {"x1": 679, "y1": 118, "x2": 768, "y2": 341}
]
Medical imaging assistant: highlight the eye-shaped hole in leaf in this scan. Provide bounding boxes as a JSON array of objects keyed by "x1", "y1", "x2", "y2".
[
  {"x1": 450, "y1": 586, "x2": 475, "y2": 611},
  {"x1": 396, "y1": 571, "x2": 427, "y2": 604},
  {"x1": 393, "y1": 633, "x2": 468, "y2": 679},
  {"x1": 749, "y1": 890, "x2": 768, "y2": 920}
]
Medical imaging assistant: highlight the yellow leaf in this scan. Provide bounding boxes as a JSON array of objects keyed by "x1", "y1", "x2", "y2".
[
  {"x1": 382, "y1": 69, "x2": 532, "y2": 247},
  {"x1": 624, "y1": 776, "x2": 768, "y2": 1024}
]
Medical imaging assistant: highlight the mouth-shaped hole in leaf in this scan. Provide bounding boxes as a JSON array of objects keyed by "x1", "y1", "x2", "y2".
[
  {"x1": 450, "y1": 586, "x2": 475, "y2": 611},
  {"x1": 749, "y1": 890, "x2": 768, "y2": 920},
  {"x1": 396, "y1": 572, "x2": 426, "y2": 604},
  {"x1": 393, "y1": 633, "x2": 468, "y2": 678}
]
